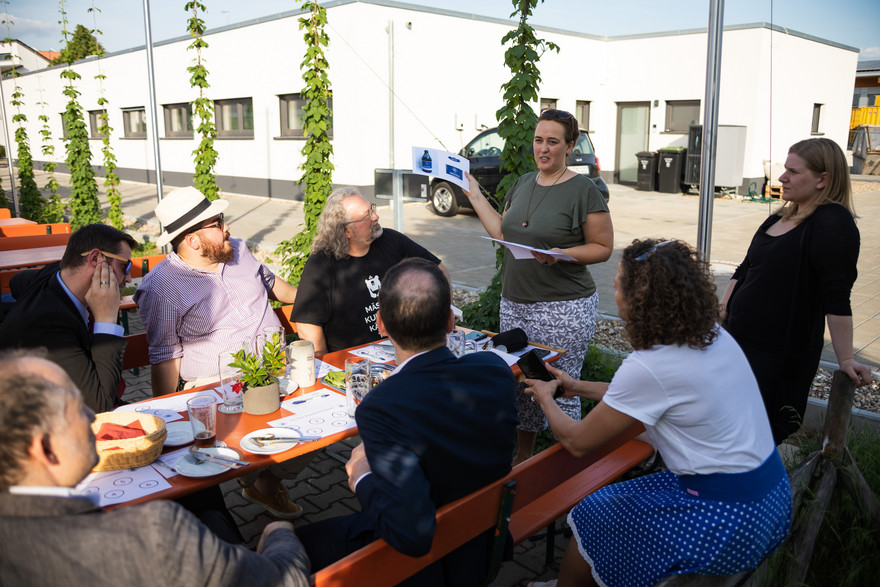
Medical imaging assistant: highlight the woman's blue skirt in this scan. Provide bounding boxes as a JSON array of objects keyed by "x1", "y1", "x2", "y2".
[{"x1": 568, "y1": 451, "x2": 792, "y2": 587}]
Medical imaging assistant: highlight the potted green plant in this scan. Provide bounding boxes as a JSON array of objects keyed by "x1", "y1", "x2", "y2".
[
  {"x1": 228, "y1": 340, "x2": 284, "y2": 415},
  {"x1": 261, "y1": 331, "x2": 288, "y2": 378}
]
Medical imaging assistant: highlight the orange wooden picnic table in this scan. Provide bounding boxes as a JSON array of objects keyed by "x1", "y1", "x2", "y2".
[
  {"x1": 0, "y1": 245, "x2": 66, "y2": 272},
  {"x1": 108, "y1": 336, "x2": 561, "y2": 508},
  {"x1": 0, "y1": 218, "x2": 37, "y2": 227}
]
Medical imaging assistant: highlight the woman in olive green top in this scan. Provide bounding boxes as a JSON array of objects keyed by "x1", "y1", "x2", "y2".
[{"x1": 465, "y1": 109, "x2": 614, "y2": 465}]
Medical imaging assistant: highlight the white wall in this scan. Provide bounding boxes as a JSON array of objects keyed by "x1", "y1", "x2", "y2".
[{"x1": 0, "y1": 1, "x2": 858, "y2": 198}]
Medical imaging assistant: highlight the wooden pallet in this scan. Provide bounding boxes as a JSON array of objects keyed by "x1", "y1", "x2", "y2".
[{"x1": 765, "y1": 185, "x2": 783, "y2": 199}]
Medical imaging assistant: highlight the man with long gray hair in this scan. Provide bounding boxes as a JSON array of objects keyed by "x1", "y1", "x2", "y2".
[{"x1": 293, "y1": 187, "x2": 446, "y2": 354}]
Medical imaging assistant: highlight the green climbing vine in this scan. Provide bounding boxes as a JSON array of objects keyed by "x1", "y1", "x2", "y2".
[
  {"x1": 2, "y1": 8, "x2": 41, "y2": 220},
  {"x1": 36, "y1": 95, "x2": 65, "y2": 223},
  {"x1": 58, "y1": 0, "x2": 102, "y2": 229},
  {"x1": 90, "y1": 2, "x2": 123, "y2": 228},
  {"x1": 273, "y1": 0, "x2": 335, "y2": 285},
  {"x1": 185, "y1": 1, "x2": 220, "y2": 201},
  {"x1": 461, "y1": 0, "x2": 558, "y2": 332}
]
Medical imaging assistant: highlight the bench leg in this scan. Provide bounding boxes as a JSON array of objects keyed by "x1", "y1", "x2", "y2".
[{"x1": 545, "y1": 520, "x2": 557, "y2": 568}]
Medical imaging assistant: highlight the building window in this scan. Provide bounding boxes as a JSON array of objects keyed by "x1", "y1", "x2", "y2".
[
  {"x1": 665, "y1": 100, "x2": 700, "y2": 133},
  {"x1": 163, "y1": 103, "x2": 193, "y2": 138},
  {"x1": 540, "y1": 98, "x2": 557, "y2": 112},
  {"x1": 88, "y1": 109, "x2": 109, "y2": 139},
  {"x1": 59, "y1": 114, "x2": 69, "y2": 139},
  {"x1": 122, "y1": 108, "x2": 146, "y2": 138},
  {"x1": 811, "y1": 103, "x2": 823, "y2": 135},
  {"x1": 279, "y1": 93, "x2": 333, "y2": 138},
  {"x1": 215, "y1": 98, "x2": 254, "y2": 138},
  {"x1": 575, "y1": 100, "x2": 590, "y2": 131}
]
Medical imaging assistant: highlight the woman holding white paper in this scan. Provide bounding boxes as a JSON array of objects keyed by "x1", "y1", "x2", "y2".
[{"x1": 464, "y1": 109, "x2": 613, "y2": 465}]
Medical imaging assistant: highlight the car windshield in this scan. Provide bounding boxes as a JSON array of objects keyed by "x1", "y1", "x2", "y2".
[
  {"x1": 465, "y1": 130, "x2": 505, "y2": 157},
  {"x1": 572, "y1": 132, "x2": 595, "y2": 157}
]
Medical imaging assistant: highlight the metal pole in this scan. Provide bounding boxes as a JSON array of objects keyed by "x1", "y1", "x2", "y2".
[
  {"x1": 387, "y1": 20, "x2": 394, "y2": 170},
  {"x1": 142, "y1": 0, "x2": 164, "y2": 208},
  {"x1": 696, "y1": 0, "x2": 724, "y2": 258},
  {"x1": 392, "y1": 170, "x2": 404, "y2": 233},
  {"x1": 0, "y1": 77, "x2": 19, "y2": 215}
]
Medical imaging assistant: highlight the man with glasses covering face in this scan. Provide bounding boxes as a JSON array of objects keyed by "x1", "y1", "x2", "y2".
[
  {"x1": 0, "y1": 224, "x2": 136, "y2": 413},
  {"x1": 134, "y1": 186, "x2": 303, "y2": 518},
  {"x1": 293, "y1": 187, "x2": 447, "y2": 355}
]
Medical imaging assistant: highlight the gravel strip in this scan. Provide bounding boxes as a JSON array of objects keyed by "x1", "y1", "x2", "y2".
[{"x1": 453, "y1": 287, "x2": 880, "y2": 415}]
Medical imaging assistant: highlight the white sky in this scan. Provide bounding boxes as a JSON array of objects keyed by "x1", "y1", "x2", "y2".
[{"x1": 4, "y1": 0, "x2": 878, "y2": 59}]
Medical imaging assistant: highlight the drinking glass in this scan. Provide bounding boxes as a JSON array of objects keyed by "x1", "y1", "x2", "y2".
[
  {"x1": 446, "y1": 330, "x2": 466, "y2": 358},
  {"x1": 217, "y1": 351, "x2": 243, "y2": 414},
  {"x1": 187, "y1": 395, "x2": 217, "y2": 447},
  {"x1": 260, "y1": 326, "x2": 287, "y2": 377},
  {"x1": 345, "y1": 357, "x2": 371, "y2": 417}
]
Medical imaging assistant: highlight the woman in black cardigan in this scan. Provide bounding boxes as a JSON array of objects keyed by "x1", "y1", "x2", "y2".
[{"x1": 721, "y1": 137, "x2": 873, "y2": 444}]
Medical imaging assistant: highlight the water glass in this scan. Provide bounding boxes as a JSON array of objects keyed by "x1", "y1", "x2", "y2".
[
  {"x1": 217, "y1": 351, "x2": 243, "y2": 414},
  {"x1": 446, "y1": 330, "x2": 466, "y2": 358},
  {"x1": 345, "y1": 357, "x2": 371, "y2": 417},
  {"x1": 187, "y1": 395, "x2": 217, "y2": 447}
]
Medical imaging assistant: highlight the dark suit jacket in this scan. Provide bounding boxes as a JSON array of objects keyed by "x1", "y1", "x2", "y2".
[
  {"x1": 0, "y1": 263, "x2": 126, "y2": 412},
  {"x1": 0, "y1": 493, "x2": 310, "y2": 587},
  {"x1": 355, "y1": 347, "x2": 518, "y2": 586}
]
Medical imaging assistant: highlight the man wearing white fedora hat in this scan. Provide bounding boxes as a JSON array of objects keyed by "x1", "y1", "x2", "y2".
[{"x1": 134, "y1": 186, "x2": 303, "y2": 518}]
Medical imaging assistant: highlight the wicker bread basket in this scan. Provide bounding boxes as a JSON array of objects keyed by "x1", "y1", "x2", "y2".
[{"x1": 91, "y1": 412, "x2": 167, "y2": 472}]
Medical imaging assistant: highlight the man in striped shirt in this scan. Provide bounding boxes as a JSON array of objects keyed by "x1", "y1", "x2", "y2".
[{"x1": 134, "y1": 187, "x2": 303, "y2": 518}]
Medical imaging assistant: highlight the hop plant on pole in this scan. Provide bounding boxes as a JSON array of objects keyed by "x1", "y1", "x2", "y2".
[
  {"x1": 273, "y1": 0, "x2": 335, "y2": 285},
  {"x1": 58, "y1": 0, "x2": 102, "y2": 229},
  {"x1": 185, "y1": 1, "x2": 220, "y2": 201},
  {"x1": 90, "y1": 2, "x2": 124, "y2": 228},
  {"x1": 2, "y1": 8, "x2": 42, "y2": 220},
  {"x1": 461, "y1": 0, "x2": 558, "y2": 332}
]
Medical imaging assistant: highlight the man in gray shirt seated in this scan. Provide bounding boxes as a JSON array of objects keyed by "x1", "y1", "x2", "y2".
[{"x1": 0, "y1": 351, "x2": 310, "y2": 587}]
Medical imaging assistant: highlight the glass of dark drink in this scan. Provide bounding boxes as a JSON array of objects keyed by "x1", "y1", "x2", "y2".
[{"x1": 186, "y1": 395, "x2": 217, "y2": 448}]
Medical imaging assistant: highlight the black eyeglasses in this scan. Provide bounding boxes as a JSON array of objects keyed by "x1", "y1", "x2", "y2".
[
  {"x1": 198, "y1": 214, "x2": 225, "y2": 232},
  {"x1": 540, "y1": 108, "x2": 574, "y2": 121},
  {"x1": 81, "y1": 250, "x2": 132, "y2": 275},
  {"x1": 346, "y1": 204, "x2": 377, "y2": 225},
  {"x1": 634, "y1": 240, "x2": 675, "y2": 261}
]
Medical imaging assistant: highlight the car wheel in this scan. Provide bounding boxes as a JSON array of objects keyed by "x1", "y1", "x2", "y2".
[{"x1": 430, "y1": 182, "x2": 459, "y2": 217}]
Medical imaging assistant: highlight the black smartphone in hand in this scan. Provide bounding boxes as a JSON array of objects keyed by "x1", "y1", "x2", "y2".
[{"x1": 516, "y1": 350, "x2": 565, "y2": 398}]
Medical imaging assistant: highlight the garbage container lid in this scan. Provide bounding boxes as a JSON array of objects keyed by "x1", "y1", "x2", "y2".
[
  {"x1": 658, "y1": 146, "x2": 686, "y2": 152},
  {"x1": 637, "y1": 151, "x2": 656, "y2": 156}
]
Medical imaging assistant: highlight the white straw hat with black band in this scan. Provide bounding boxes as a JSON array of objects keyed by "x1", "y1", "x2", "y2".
[{"x1": 155, "y1": 187, "x2": 229, "y2": 246}]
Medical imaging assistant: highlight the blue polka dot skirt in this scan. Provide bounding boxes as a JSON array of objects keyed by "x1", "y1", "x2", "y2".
[{"x1": 568, "y1": 452, "x2": 792, "y2": 587}]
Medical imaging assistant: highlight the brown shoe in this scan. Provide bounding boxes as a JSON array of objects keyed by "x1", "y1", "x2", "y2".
[{"x1": 241, "y1": 484, "x2": 304, "y2": 519}]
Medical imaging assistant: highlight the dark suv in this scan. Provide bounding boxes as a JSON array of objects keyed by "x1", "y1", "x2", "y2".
[{"x1": 429, "y1": 127, "x2": 609, "y2": 216}]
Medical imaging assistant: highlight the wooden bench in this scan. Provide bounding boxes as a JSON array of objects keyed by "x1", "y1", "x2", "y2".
[
  {"x1": 309, "y1": 423, "x2": 653, "y2": 586},
  {"x1": 0, "y1": 222, "x2": 71, "y2": 237}
]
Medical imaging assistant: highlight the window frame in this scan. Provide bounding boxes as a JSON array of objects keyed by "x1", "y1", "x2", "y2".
[
  {"x1": 811, "y1": 103, "x2": 824, "y2": 136},
  {"x1": 664, "y1": 100, "x2": 700, "y2": 134},
  {"x1": 575, "y1": 100, "x2": 591, "y2": 132},
  {"x1": 278, "y1": 93, "x2": 333, "y2": 139},
  {"x1": 540, "y1": 98, "x2": 558, "y2": 112},
  {"x1": 215, "y1": 97, "x2": 254, "y2": 138},
  {"x1": 163, "y1": 103, "x2": 194, "y2": 138},
  {"x1": 121, "y1": 107, "x2": 147, "y2": 139},
  {"x1": 88, "y1": 109, "x2": 109, "y2": 140}
]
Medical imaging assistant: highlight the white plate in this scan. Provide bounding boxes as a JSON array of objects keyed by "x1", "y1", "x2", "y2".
[
  {"x1": 240, "y1": 427, "x2": 311, "y2": 455},
  {"x1": 277, "y1": 377, "x2": 300, "y2": 396},
  {"x1": 163, "y1": 421, "x2": 194, "y2": 447},
  {"x1": 173, "y1": 447, "x2": 240, "y2": 477}
]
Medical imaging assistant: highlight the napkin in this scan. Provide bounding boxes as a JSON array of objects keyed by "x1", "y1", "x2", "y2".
[{"x1": 96, "y1": 420, "x2": 146, "y2": 441}]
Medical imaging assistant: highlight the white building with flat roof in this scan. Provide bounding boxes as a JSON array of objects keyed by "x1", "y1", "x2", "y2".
[{"x1": 0, "y1": 0, "x2": 859, "y2": 200}]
